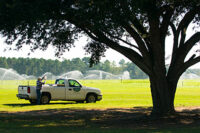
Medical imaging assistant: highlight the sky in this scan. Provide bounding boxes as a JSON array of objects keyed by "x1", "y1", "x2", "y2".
[
  {"x1": 0, "y1": 37, "x2": 130, "y2": 64},
  {"x1": 0, "y1": 28, "x2": 199, "y2": 69}
]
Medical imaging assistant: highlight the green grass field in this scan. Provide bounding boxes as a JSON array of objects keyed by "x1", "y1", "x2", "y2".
[
  {"x1": 0, "y1": 79, "x2": 200, "y2": 133},
  {"x1": 0, "y1": 79, "x2": 152, "y2": 112},
  {"x1": 0, "y1": 79, "x2": 200, "y2": 112}
]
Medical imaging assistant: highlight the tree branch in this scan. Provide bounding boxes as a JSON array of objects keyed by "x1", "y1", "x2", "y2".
[
  {"x1": 160, "y1": 5, "x2": 174, "y2": 45},
  {"x1": 82, "y1": 28, "x2": 99, "y2": 41},
  {"x1": 169, "y1": 22, "x2": 176, "y2": 35},
  {"x1": 169, "y1": 22, "x2": 178, "y2": 58},
  {"x1": 179, "y1": 32, "x2": 200, "y2": 61},
  {"x1": 168, "y1": 22, "x2": 181, "y2": 73},
  {"x1": 64, "y1": 9, "x2": 152, "y2": 74},
  {"x1": 171, "y1": 6, "x2": 200, "y2": 64},
  {"x1": 92, "y1": 30, "x2": 152, "y2": 75},
  {"x1": 168, "y1": 32, "x2": 200, "y2": 79},
  {"x1": 119, "y1": 1, "x2": 148, "y2": 35},
  {"x1": 177, "y1": 6, "x2": 200, "y2": 36},
  {"x1": 103, "y1": 31, "x2": 139, "y2": 50},
  {"x1": 118, "y1": 0, "x2": 152, "y2": 55},
  {"x1": 179, "y1": 28, "x2": 187, "y2": 46},
  {"x1": 122, "y1": 23, "x2": 149, "y2": 57},
  {"x1": 177, "y1": 56, "x2": 200, "y2": 79}
]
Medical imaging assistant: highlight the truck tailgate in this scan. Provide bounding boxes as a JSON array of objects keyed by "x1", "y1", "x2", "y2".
[{"x1": 18, "y1": 86, "x2": 29, "y2": 95}]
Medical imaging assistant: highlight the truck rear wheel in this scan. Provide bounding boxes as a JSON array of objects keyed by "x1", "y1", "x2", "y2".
[
  {"x1": 41, "y1": 94, "x2": 50, "y2": 104},
  {"x1": 86, "y1": 94, "x2": 96, "y2": 103}
]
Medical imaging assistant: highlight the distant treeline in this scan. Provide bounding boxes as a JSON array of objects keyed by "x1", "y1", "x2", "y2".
[{"x1": 0, "y1": 57, "x2": 148, "y2": 79}]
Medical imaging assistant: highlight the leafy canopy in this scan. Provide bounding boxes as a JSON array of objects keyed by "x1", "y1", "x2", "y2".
[{"x1": 0, "y1": 0, "x2": 199, "y2": 70}]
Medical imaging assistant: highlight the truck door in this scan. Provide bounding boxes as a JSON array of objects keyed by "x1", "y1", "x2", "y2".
[
  {"x1": 51, "y1": 79, "x2": 66, "y2": 100},
  {"x1": 66, "y1": 79, "x2": 85, "y2": 100}
]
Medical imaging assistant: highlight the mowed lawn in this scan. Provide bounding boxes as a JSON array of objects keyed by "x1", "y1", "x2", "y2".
[
  {"x1": 0, "y1": 79, "x2": 200, "y2": 111},
  {"x1": 0, "y1": 80, "x2": 152, "y2": 112},
  {"x1": 0, "y1": 79, "x2": 200, "y2": 133}
]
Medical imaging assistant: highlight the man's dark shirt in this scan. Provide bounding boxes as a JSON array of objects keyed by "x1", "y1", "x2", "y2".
[{"x1": 36, "y1": 80, "x2": 45, "y2": 90}]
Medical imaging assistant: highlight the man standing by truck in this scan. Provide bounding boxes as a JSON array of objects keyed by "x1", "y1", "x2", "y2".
[{"x1": 36, "y1": 76, "x2": 46, "y2": 104}]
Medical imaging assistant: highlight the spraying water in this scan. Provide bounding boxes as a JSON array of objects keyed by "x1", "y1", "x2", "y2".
[
  {"x1": 59, "y1": 70, "x2": 84, "y2": 79},
  {"x1": 0, "y1": 68, "x2": 132, "y2": 80},
  {"x1": 0, "y1": 67, "x2": 199, "y2": 80},
  {"x1": 0, "y1": 68, "x2": 25, "y2": 80}
]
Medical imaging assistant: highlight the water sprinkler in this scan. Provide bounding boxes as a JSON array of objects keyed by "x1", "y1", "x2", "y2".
[{"x1": 43, "y1": 76, "x2": 47, "y2": 80}]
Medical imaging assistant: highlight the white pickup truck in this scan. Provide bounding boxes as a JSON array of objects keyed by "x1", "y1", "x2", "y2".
[{"x1": 17, "y1": 78, "x2": 102, "y2": 104}]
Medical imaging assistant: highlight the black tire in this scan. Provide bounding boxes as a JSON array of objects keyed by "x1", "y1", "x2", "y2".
[
  {"x1": 29, "y1": 99, "x2": 37, "y2": 104},
  {"x1": 86, "y1": 94, "x2": 96, "y2": 103},
  {"x1": 40, "y1": 94, "x2": 50, "y2": 104},
  {"x1": 76, "y1": 100, "x2": 85, "y2": 103}
]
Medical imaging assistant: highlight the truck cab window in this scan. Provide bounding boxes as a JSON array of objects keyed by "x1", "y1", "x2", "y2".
[
  {"x1": 55, "y1": 79, "x2": 65, "y2": 87},
  {"x1": 69, "y1": 80, "x2": 81, "y2": 87}
]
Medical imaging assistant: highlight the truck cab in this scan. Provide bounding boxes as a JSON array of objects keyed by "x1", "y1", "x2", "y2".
[{"x1": 49, "y1": 78, "x2": 85, "y2": 100}]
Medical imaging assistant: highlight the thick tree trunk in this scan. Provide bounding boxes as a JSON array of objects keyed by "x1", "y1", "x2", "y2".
[{"x1": 149, "y1": 76, "x2": 177, "y2": 116}]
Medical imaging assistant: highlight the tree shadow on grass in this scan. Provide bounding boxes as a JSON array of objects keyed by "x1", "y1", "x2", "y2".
[
  {"x1": 3, "y1": 102, "x2": 76, "y2": 107},
  {"x1": 1, "y1": 107, "x2": 200, "y2": 133}
]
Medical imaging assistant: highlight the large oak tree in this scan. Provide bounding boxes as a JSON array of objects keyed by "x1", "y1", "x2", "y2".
[{"x1": 0, "y1": 0, "x2": 200, "y2": 115}]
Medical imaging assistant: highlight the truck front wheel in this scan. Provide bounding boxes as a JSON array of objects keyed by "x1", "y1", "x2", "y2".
[
  {"x1": 41, "y1": 94, "x2": 50, "y2": 104},
  {"x1": 86, "y1": 94, "x2": 96, "y2": 103}
]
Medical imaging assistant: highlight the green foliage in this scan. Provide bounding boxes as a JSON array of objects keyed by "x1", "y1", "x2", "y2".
[
  {"x1": 0, "y1": 57, "x2": 148, "y2": 78},
  {"x1": 0, "y1": 0, "x2": 199, "y2": 67},
  {"x1": 0, "y1": 0, "x2": 198, "y2": 82},
  {"x1": 126, "y1": 62, "x2": 148, "y2": 79}
]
